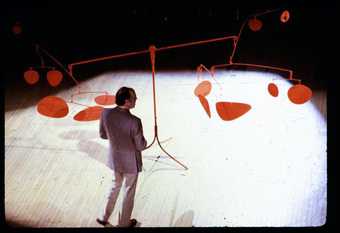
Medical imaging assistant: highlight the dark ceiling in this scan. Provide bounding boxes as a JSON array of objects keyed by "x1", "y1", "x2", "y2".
[{"x1": 3, "y1": 1, "x2": 336, "y2": 87}]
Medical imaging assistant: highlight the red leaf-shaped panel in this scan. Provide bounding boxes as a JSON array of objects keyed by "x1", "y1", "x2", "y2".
[
  {"x1": 288, "y1": 84, "x2": 312, "y2": 104},
  {"x1": 194, "y1": 81, "x2": 212, "y2": 97},
  {"x1": 268, "y1": 83, "x2": 279, "y2": 97},
  {"x1": 198, "y1": 95, "x2": 211, "y2": 118},
  {"x1": 37, "y1": 96, "x2": 69, "y2": 118},
  {"x1": 95, "y1": 95, "x2": 116, "y2": 105},
  {"x1": 216, "y1": 102, "x2": 251, "y2": 121},
  {"x1": 24, "y1": 69, "x2": 39, "y2": 85},
  {"x1": 74, "y1": 106, "x2": 104, "y2": 121},
  {"x1": 248, "y1": 18, "x2": 263, "y2": 32},
  {"x1": 47, "y1": 70, "x2": 63, "y2": 87}
]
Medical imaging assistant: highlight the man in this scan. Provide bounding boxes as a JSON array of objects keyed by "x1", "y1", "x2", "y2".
[{"x1": 97, "y1": 87, "x2": 147, "y2": 227}]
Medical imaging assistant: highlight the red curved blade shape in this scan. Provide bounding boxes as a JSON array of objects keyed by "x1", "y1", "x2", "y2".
[
  {"x1": 216, "y1": 102, "x2": 251, "y2": 121},
  {"x1": 74, "y1": 106, "x2": 104, "y2": 121},
  {"x1": 198, "y1": 95, "x2": 211, "y2": 118}
]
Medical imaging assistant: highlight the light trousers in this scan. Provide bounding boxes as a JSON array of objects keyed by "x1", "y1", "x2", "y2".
[{"x1": 101, "y1": 171, "x2": 138, "y2": 227}]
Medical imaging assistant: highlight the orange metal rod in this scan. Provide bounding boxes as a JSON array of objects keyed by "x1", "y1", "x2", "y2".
[
  {"x1": 156, "y1": 35, "x2": 238, "y2": 52},
  {"x1": 149, "y1": 45, "x2": 158, "y2": 135},
  {"x1": 67, "y1": 35, "x2": 238, "y2": 74},
  {"x1": 230, "y1": 8, "x2": 281, "y2": 63},
  {"x1": 68, "y1": 49, "x2": 149, "y2": 72},
  {"x1": 37, "y1": 45, "x2": 80, "y2": 86},
  {"x1": 67, "y1": 9, "x2": 283, "y2": 71},
  {"x1": 70, "y1": 91, "x2": 109, "y2": 103},
  {"x1": 197, "y1": 64, "x2": 224, "y2": 92},
  {"x1": 68, "y1": 100, "x2": 90, "y2": 107},
  {"x1": 144, "y1": 45, "x2": 157, "y2": 151},
  {"x1": 156, "y1": 133, "x2": 188, "y2": 170},
  {"x1": 147, "y1": 45, "x2": 188, "y2": 170},
  {"x1": 211, "y1": 62, "x2": 294, "y2": 80}
]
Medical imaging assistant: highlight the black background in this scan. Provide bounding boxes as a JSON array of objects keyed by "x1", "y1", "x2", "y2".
[
  {"x1": 2, "y1": 1, "x2": 338, "y2": 230},
  {"x1": 3, "y1": 1, "x2": 335, "y2": 88}
]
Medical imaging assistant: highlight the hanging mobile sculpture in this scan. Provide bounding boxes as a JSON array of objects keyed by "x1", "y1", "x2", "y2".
[
  {"x1": 23, "y1": 8, "x2": 312, "y2": 169},
  {"x1": 193, "y1": 8, "x2": 312, "y2": 121},
  {"x1": 25, "y1": 8, "x2": 311, "y2": 122},
  {"x1": 25, "y1": 8, "x2": 311, "y2": 123},
  {"x1": 24, "y1": 44, "x2": 115, "y2": 121}
]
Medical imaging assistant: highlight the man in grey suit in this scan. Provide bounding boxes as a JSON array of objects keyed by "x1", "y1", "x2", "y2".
[{"x1": 97, "y1": 86, "x2": 147, "y2": 227}]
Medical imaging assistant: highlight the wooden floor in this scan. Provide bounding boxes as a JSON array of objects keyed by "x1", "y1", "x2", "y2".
[{"x1": 5, "y1": 70, "x2": 327, "y2": 227}]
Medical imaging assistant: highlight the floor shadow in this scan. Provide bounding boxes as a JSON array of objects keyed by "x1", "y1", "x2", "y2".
[
  {"x1": 142, "y1": 155, "x2": 186, "y2": 173},
  {"x1": 5, "y1": 219, "x2": 34, "y2": 228},
  {"x1": 309, "y1": 89, "x2": 327, "y2": 122},
  {"x1": 172, "y1": 210, "x2": 194, "y2": 227},
  {"x1": 77, "y1": 139, "x2": 111, "y2": 169},
  {"x1": 4, "y1": 72, "x2": 76, "y2": 112},
  {"x1": 59, "y1": 129, "x2": 99, "y2": 141},
  {"x1": 58, "y1": 129, "x2": 112, "y2": 169},
  {"x1": 5, "y1": 201, "x2": 67, "y2": 228}
]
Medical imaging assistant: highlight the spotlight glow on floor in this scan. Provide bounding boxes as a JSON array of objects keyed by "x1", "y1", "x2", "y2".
[
  {"x1": 184, "y1": 70, "x2": 327, "y2": 226},
  {"x1": 5, "y1": 70, "x2": 326, "y2": 227}
]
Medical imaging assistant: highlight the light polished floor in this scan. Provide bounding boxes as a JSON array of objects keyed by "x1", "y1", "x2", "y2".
[{"x1": 5, "y1": 69, "x2": 327, "y2": 227}]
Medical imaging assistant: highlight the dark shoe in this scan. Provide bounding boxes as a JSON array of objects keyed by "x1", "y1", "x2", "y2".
[
  {"x1": 128, "y1": 219, "x2": 137, "y2": 228},
  {"x1": 96, "y1": 218, "x2": 109, "y2": 226}
]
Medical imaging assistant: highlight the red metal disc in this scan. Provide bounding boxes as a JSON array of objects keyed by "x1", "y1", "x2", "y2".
[
  {"x1": 216, "y1": 102, "x2": 251, "y2": 121},
  {"x1": 37, "y1": 96, "x2": 69, "y2": 118}
]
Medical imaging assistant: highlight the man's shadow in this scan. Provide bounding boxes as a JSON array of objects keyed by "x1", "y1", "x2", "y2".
[
  {"x1": 134, "y1": 210, "x2": 194, "y2": 227},
  {"x1": 59, "y1": 129, "x2": 111, "y2": 168}
]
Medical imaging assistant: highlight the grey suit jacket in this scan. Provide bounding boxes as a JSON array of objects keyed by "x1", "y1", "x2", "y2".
[{"x1": 99, "y1": 106, "x2": 147, "y2": 173}]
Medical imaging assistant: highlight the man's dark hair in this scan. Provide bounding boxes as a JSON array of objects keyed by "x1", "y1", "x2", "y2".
[{"x1": 115, "y1": 87, "x2": 135, "y2": 106}]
